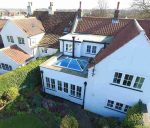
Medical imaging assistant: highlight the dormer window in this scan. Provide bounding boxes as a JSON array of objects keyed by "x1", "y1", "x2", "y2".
[
  {"x1": 86, "y1": 45, "x2": 91, "y2": 53},
  {"x1": 65, "y1": 44, "x2": 72, "y2": 52},
  {"x1": 92, "y1": 46, "x2": 97, "y2": 54},
  {"x1": 86, "y1": 45, "x2": 97, "y2": 54}
]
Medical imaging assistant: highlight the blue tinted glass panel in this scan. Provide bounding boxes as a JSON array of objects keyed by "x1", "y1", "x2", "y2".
[
  {"x1": 68, "y1": 59, "x2": 82, "y2": 71},
  {"x1": 56, "y1": 58, "x2": 71, "y2": 67}
]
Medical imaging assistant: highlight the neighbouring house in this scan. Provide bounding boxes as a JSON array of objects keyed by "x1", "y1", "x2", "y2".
[
  {"x1": 34, "y1": 2, "x2": 77, "y2": 57},
  {"x1": 0, "y1": 45, "x2": 32, "y2": 74},
  {"x1": 40, "y1": 2, "x2": 150, "y2": 119},
  {"x1": 0, "y1": 19, "x2": 7, "y2": 48},
  {"x1": 1, "y1": 17, "x2": 45, "y2": 58}
]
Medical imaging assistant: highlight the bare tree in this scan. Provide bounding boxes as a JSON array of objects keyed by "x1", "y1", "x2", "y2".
[
  {"x1": 132, "y1": 0, "x2": 150, "y2": 18},
  {"x1": 90, "y1": 0, "x2": 108, "y2": 17},
  {"x1": 98, "y1": 0, "x2": 108, "y2": 17}
]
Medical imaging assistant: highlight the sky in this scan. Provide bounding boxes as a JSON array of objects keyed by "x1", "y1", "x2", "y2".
[{"x1": 0, "y1": 0, "x2": 133, "y2": 10}]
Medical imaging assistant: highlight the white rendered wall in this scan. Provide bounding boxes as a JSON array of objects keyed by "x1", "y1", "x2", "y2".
[
  {"x1": 81, "y1": 42, "x2": 104, "y2": 58},
  {"x1": 40, "y1": 67, "x2": 87, "y2": 105},
  {"x1": 1, "y1": 20, "x2": 44, "y2": 57},
  {"x1": 38, "y1": 47, "x2": 58, "y2": 57},
  {"x1": 84, "y1": 32, "x2": 150, "y2": 119},
  {"x1": 28, "y1": 33, "x2": 45, "y2": 48},
  {"x1": 0, "y1": 52, "x2": 20, "y2": 74},
  {"x1": 59, "y1": 40, "x2": 104, "y2": 58}
]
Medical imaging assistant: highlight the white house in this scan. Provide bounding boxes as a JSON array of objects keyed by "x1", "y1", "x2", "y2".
[
  {"x1": 1, "y1": 17, "x2": 45, "y2": 58},
  {"x1": 0, "y1": 19, "x2": 7, "y2": 48},
  {"x1": 40, "y1": 3, "x2": 150, "y2": 119},
  {"x1": 0, "y1": 45, "x2": 32, "y2": 74}
]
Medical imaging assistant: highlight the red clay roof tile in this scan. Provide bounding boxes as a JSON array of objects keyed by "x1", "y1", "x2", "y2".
[
  {"x1": 12, "y1": 17, "x2": 45, "y2": 36},
  {"x1": 2, "y1": 45, "x2": 31, "y2": 64}
]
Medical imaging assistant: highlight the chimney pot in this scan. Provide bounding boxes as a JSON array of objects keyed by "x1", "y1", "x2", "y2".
[
  {"x1": 113, "y1": 1, "x2": 120, "y2": 20},
  {"x1": 117, "y1": 2, "x2": 120, "y2": 10},
  {"x1": 78, "y1": 1, "x2": 82, "y2": 19}
]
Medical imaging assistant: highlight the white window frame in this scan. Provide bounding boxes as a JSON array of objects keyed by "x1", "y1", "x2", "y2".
[
  {"x1": 64, "y1": 82, "x2": 68, "y2": 93},
  {"x1": 18, "y1": 37, "x2": 25, "y2": 44},
  {"x1": 123, "y1": 74, "x2": 134, "y2": 87},
  {"x1": 113, "y1": 72, "x2": 123, "y2": 84},
  {"x1": 115, "y1": 102, "x2": 123, "y2": 110},
  {"x1": 133, "y1": 77, "x2": 145, "y2": 89},
  {"x1": 70, "y1": 84, "x2": 75, "y2": 96},
  {"x1": 65, "y1": 43, "x2": 72, "y2": 52},
  {"x1": 86, "y1": 45, "x2": 91, "y2": 53},
  {"x1": 58, "y1": 81, "x2": 62, "y2": 91},
  {"x1": 0, "y1": 63, "x2": 12, "y2": 71},
  {"x1": 107, "y1": 100, "x2": 114, "y2": 108},
  {"x1": 92, "y1": 46, "x2": 97, "y2": 54},
  {"x1": 76, "y1": 86, "x2": 82, "y2": 98},
  {"x1": 7, "y1": 36, "x2": 14, "y2": 43}
]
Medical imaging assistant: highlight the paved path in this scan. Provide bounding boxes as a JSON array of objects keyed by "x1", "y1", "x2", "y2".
[{"x1": 64, "y1": 102, "x2": 93, "y2": 128}]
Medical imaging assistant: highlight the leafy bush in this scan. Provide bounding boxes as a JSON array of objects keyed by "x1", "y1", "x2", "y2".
[
  {"x1": 0, "y1": 99, "x2": 6, "y2": 108},
  {"x1": 1, "y1": 87, "x2": 19, "y2": 101},
  {"x1": 135, "y1": 125, "x2": 148, "y2": 128},
  {"x1": 60, "y1": 115, "x2": 78, "y2": 128},
  {"x1": 122, "y1": 101, "x2": 143, "y2": 128},
  {"x1": 94, "y1": 117, "x2": 119, "y2": 128}
]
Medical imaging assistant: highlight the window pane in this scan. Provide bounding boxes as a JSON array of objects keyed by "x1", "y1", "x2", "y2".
[
  {"x1": 92, "y1": 46, "x2": 97, "y2": 54},
  {"x1": 134, "y1": 77, "x2": 145, "y2": 89},
  {"x1": 76, "y1": 86, "x2": 82, "y2": 98},
  {"x1": 115, "y1": 102, "x2": 123, "y2": 110},
  {"x1": 87, "y1": 45, "x2": 91, "y2": 53},
  {"x1": 58, "y1": 81, "x2": 62, "y2": 91},
  {"x1": 71, "y1": 84, "x2": 75, "y2": 96},
  {"x1": 107, "y1": 100, "x2": 114, "y2": 107},
  {"x1": 113, "y1": 72, "x2": 122, "y2": 84},
  {"x1": 123, "y1": 74, "x2": 133, "y2": 86},
  {"x1": 64, "y1": 82, "x2": 68, "y2": 93},
  {"x1": 51, "y1": 79, "x2": 55, "y2": 89}
]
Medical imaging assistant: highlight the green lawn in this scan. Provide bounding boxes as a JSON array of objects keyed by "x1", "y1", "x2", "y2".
[{"x1": 0, "y1": 113, "x2": 46, "y2": 128}]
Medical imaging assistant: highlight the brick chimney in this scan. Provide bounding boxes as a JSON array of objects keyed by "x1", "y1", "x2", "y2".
[
  {"x1": 114, "y1": 2, "x2": 120, "y2": 19},
  {"x1": 27, "y1": 2, "x2": 33, "y2": 16},
  {"x1": 112, "y1": 2, "x2": 120, "y2": 24},
  {"x1": 78, "y1": 1, "x2": 82, "y2": 19},
  {"x1": 48, "y1": 2, "x2": 54, "y2": 15}
]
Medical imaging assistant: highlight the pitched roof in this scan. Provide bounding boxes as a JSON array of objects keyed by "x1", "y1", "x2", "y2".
[
  {"x1": 0, "y1": 19, "x2": 7, "y2": 31},
  {"x1": 12, "y1": 17, "x2": 45, "y2": 37},
  {"x1": 0, "y1": 19, "x2": 7, "y2": 48},
  {"x1": 36, "y1": 11, "x2": 77, "y2": 47},
  {"x1": 75, "y1": 17, "x2": 148, "y2": 67},
  {"x1": 76, "y1": 17, "x2": 132, "y2": 36},
  {"x1": 1, "y1": 45, "x2": 31, "y2": 64},
  {"x1": 90, "y1": 19, "x2": 142, "y2": 67},
  {"x1": 39, "y1": 34, "x2": 60, "y2": 48}
]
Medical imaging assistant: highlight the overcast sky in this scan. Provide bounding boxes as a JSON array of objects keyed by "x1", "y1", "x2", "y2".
[{"x1": 0, "y1": 0, "x2": 133, "y2": 10}]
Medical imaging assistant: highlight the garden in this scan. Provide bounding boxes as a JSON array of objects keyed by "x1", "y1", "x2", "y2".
[{"x1": 0, "y1": 56, "x2": 148, "y2": 128}]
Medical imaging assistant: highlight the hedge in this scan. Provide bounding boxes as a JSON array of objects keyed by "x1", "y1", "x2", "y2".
[{"x1": 0, "y1": 56, "x2": 50, "y2": 96}]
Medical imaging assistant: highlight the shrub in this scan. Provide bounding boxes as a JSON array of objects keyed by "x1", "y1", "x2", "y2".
[
  {"x1": 60, "y1": 115, "x2": 78, "y2": 128},
  {"x1": 122, "y1": 101, "x2": 143, "y2": 128},
  {"x1": 96, "y1": 117, "x2": 109, "y2": 128},
  {"x1": 1, "y1": 87, "x2": 19, "y2": 101},
  {"x1": 0, "y1": 99, "x2": 6, "y2": 108},
  {"x1": 107, "y1": 117, "x2": 119, "y2": 128}
]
